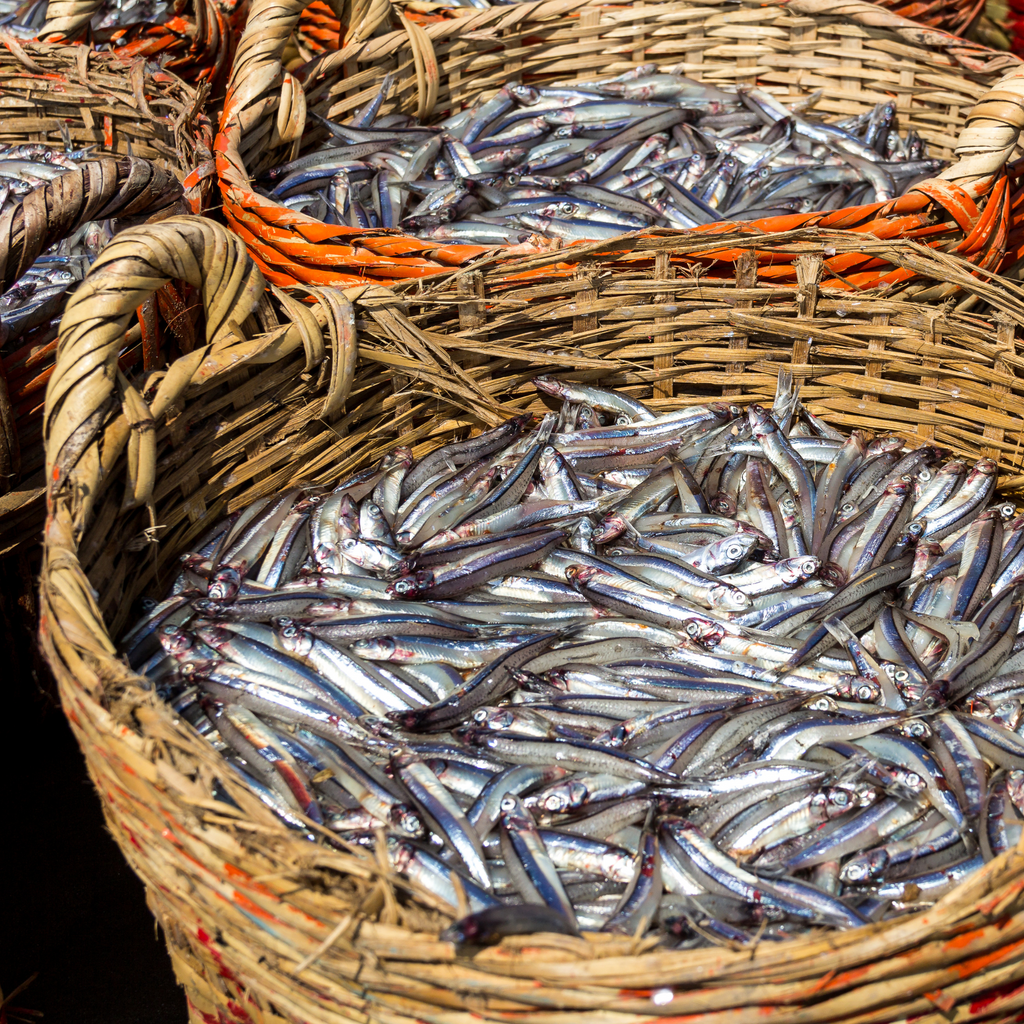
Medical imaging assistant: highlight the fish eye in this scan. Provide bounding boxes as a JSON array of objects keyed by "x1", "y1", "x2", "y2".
[
  {"x1": 473, "y1": 709, "x2": 488, "y2": 722},
  {"x1": 895, "y1": 670, "x2": 909, "y2": 682},
  {"x1": 560, "y1": 202, "x2": 575, "y2": 214}
]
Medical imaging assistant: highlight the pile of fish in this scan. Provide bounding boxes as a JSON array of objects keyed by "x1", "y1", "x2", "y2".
[
  {"x1": 0, "y1": 142, "x2": 107, "y2": 355},
  {"x1": 257, "y1": 68, "x2": 944, "y2": 245},
  {"x1": 124, "y1": 373, "x2": 1024, "y2": 945}
]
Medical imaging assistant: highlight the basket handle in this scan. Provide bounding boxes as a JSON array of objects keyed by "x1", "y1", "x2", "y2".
[
  {"x1": 940, "y1": 66, "x2": 1024, "y2": 182},
  {"x1": 42, "y1": 215, "x2": 358, "y2": 531},
  {"x1": 219, "y1": 0, "x2": 437, "y2": 184},
  {"x1": 38, "y1": 0, "x2": 101, "y2": 40},
  {"x1": 0, "y1": 157, "x2": 181, "y2": 494}
]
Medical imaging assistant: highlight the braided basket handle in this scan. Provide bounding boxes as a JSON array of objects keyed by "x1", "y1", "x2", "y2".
[
  {"x1": 43, "y1": 215, "x2": 360, "y2": 532},
  {"x1": 38, "y1": 0, "x2": 101, "y2": 40},
  {"x1": 44, "y1": 217, "x2": 261, "y2": 511},
  {"x1": 220, "y1": 0, "x2": 434, "y2": 183},
  {"x1": 0, "y1": 157, "x2": 182, "y2": 292},
  {"x1": 940, "y1": 66, "x2": 1024, "y2": 182},
  {"x1": 0, "y1": 157, "x2": 181, "y2": 495}
]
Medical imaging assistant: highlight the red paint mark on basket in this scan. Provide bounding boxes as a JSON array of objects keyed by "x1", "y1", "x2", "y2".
[
  {"x1": 123, "y1": 826, "x2": 142, "y2": 852},
  {"x1": 103, "y1": 116, "x2": 114, "y2": 149},
  {"x1": 977, "y1": 878, "x2": 1024, "y2": 915},
  {"x1": 185, "y1": 999, "x2": 219, "y2": 1024},
  {"x1": 182, "y1": 160, "x2": 215, "y2": 190},
  {"x1": 923, "y1": 990, "x2": 955, "y2": 1013},
  {"x1": 160, "y1": 828, "x2": 183, "y2": 848},
  {"x1": 952, "y1": 937, "x2": 1024, "y2": 979},
  {"x1": 223, "y1": 863, "x2": 250, "y2": 883},
  {"x1": 231, "y1": 890, "x2": 277, "y2": 924},
  {"x1": 223, "y1": 863, "x2": 280, "y2": 901},
  {"x1": 970, "y1": 978, "x2": 1024, "y2": 1014},
  {"x1": 945, "y1": 927, "x2": 986, "y2": 950},
  {"x1": 195, "y1": 924, "x2": 239, "y2": 983},
  {"x1": 225, "y1": 1000, "x2": 253, "y2": 1024}
]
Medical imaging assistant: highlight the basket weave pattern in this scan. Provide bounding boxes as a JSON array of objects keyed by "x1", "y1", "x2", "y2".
[{"x1": 38, "y1": 222, "x2": 1024, "y2": 1024}]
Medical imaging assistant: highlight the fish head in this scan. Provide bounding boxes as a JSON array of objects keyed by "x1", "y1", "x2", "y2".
[
  {"x1": 159, "y1": 624, "x2": 195, "y2": 658},
  {"x1": 840, "y1": 849, "x2": 887, "y2": 883},
  {"x1": 708, "y1": 585, "x2": 751, "y2": 612},
  {"x1": 992, "y1": 700, "x2": 1023, "y2": 732},
  {"x1": 387, "y1": 570, "x2": 434, "y2": 599},
  {"x1": 793, "y1": 555, "x2": 822, "y2": 580},
  {"x1": 539, "y1": 779, "x2": 589, "y2": 814},
  {"x1": 473, "y1": 706, "x2": 514, "y2": 731},
  {"x1": 890, "y1": 768, "x2": 926, "y2": 798},
  {"x1": 209, "y1": 563, "x2": 244, "y2": 602},
  {"x1": 895, "y1": 718, "x2": 932, "y2": 740},
  {"x1": 746, "y1": 404, "x2": 774, "y2": 436},
  {"x1": 1008, "y1": 770, "x2": 1024, "y2": 814},
  {"x1": 277, "y1": 623, "x2": 314, "y2": 657},
  {"x1": 819, "y1": 562, "x2": 847, "y2": 588},
  {"x1": 195, "y1": 624, "x2": 234, "y2": 650},
  {"x1": 683, "y1": 615, "x2": 725, "y2": 647},
  {"x1": 352, "y1": 637, "x2": 397, "y2": 660},
  {"x1": 710, "y1": 491, "x2": 737, "y2": 517},
  {"x1": 509, "y1": 84, "x2": 539, "y2": 105},
  {"x1": 704, "y1": 533, "x2": 757, "y2": 570},
  {"x1": 592, "y1": 515, "x2": 627, "y2": 545}
]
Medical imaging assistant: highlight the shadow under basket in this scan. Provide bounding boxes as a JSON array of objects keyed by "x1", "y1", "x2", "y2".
[{"x1": 38, "y1": 224, "x2": 1024, "y2": 1024}]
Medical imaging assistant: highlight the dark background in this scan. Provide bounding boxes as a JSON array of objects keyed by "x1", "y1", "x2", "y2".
[{"x1": 1, "y1": 558, "x2": 186, "y2": 1024}]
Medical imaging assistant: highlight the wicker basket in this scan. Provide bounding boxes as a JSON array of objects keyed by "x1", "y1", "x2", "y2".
[
  {"x1": 39, "y1": 222, "x2": 1024, "y2": 1024},
  {"x1": 0, "y1": 44, "x2": 211, "y2": 555},
  {"x1": 38, "y1": 0, "x2": 248, "y2": 90},
  {"x1": 216, "y1": 0, "x2": 1023, "y2": 289}
]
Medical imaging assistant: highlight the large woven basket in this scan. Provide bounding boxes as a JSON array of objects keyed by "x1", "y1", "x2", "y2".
[
  {"x1": 216, "y1": 0, "x2": 1023, "y2": 289},
  {"x1": 0, "y1": 44, "x2": 210, "y2": 555},
  {"x1": 40, "y1": 221, "x2": 1024, "y2": 1024}
]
